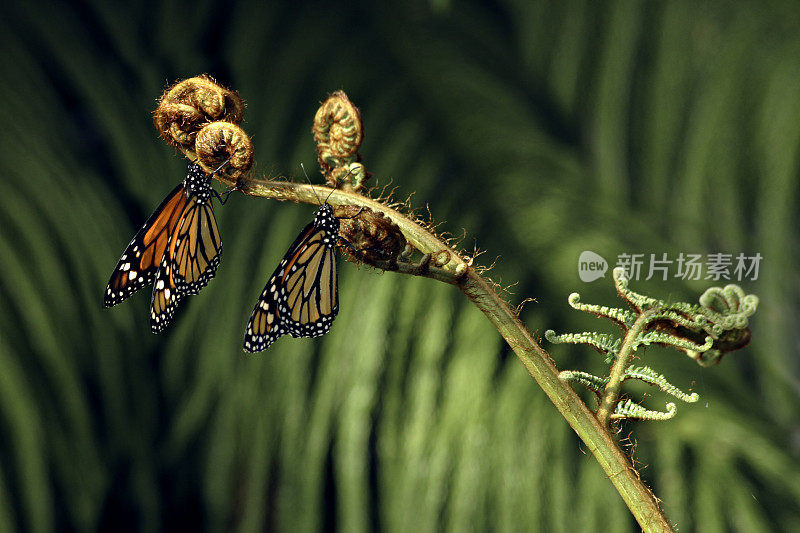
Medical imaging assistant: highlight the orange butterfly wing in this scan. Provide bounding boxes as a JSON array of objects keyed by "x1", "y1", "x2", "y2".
[
  {"x1": 150, "y1": 195, "x2": 222, "y2": 332},
  {"x1": 104, "y1": 183, "x2": 189, "y2": 307}
]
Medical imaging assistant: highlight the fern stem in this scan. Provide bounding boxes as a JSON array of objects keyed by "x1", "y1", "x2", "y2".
[
  {"x1": 596, "y1": 308, "x2": 658, "y2": 426},
  {"x1": 237, "y1": 178, "x2": 470, "y2": 274},
  {"x1": 226, "y1": 175, "x2": 675, "y2": 533}
]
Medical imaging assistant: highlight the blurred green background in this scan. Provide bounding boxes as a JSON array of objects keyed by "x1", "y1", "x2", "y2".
[{"x1": 0, "y1": 0, "x2": 798, "y2": 531}]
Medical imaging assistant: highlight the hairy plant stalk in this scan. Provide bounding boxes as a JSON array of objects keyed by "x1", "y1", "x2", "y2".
[{"x1": 222, "y1": 175, "x2": 675, "y2": 533}]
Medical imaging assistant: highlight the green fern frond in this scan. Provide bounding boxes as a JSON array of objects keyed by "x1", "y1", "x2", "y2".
[
  {"x1": 559, "y1": 370, "x2": 608, "y2": 395},
  {"x1": 636, "y1": 331, "x2": 714, "y2": 354},
  {"x1": 613, "y1": 268, "x2": 660, "y2": 311},
  {"x1": 567, "y1": 292, "x2": 637, "y2": 326},
  {"x1": 612, "y1": 400, "x2": 677, "y2": 421},
  {"x1": 553, "y1": 267, "x2": 757, "y2": 429},
  {"x1": 545, "y1": 330, "x2": 621, "y2": 362},
  {"x1": 624, "y1": 366, "x2": 699, "y2": 403}
]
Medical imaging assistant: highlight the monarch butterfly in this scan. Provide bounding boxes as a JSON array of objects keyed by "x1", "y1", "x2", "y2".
[
  {"x1": 104, "y1": 161, "x2": 229, "y2": 332},
  {"x1": 243, "y1": 202, "x2": 343, "y2": 352}
]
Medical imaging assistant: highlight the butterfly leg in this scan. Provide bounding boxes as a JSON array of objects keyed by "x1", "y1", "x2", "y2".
[
  {"x1": 207, "y1": 156, "x2": 240, "y2": 205},
  {"x1": 212, "y1": 186, "x2": 240, "y2": 205},
  {"x1": 336, "y1": 236, "x2": 360, "y2": 255}
]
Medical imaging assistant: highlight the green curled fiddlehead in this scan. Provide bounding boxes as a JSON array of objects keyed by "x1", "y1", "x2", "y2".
[
  {"x1": 567, "y1": 292, "x2": 637, "y2": 327},
  {"x1": 549, "y1": 267, "x2": 758, "y2": 426}
]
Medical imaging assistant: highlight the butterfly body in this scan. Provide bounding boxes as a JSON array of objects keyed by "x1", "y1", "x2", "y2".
[
  {"x1": 183, "y1": 163, "x2": 214, "y2": 202},
  {"x1": 244, "y1": 203, "x2": 340, "y2": 352},
  {"x1": 105, "y1": 162, "x2": 224, "y2": 333}
]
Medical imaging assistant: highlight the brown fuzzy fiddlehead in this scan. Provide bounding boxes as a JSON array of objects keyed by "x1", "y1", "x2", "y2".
[
  {"x1": 194, "y1": 122, "x2": 254, "y2": 180},
  {"x1": 153, "y1": 75, "x2": 251, "y2": 182},
  {"x1": 313, "y1": 91, "x2": 367, "y2": 190}
]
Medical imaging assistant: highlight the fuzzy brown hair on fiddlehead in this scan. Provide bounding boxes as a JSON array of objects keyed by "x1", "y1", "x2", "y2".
[{"x1": 152, "y1": 75, "x2": 252, "y2": 183}]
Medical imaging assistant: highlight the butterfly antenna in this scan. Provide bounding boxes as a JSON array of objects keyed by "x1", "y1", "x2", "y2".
[
  {"x1": 210, "y1": 155, "x2": 233, "y2": 176},
  {"x1": 323, "y1": 165, "x2": 357, "y2": 205},
  {"x1": 325, "y1": 164, "x2": 361, "y2": 204},
  {"x1": 300, "y1": 163, "x2": 323, "y2": 205},
  {"x1": 324, "y1": 185, "x2": 336, "y2": 205}
]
